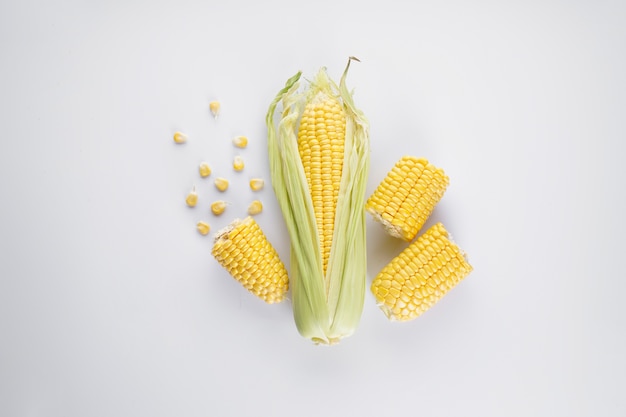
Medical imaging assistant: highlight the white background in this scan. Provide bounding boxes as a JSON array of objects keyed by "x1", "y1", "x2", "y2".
[{"x1": 1, "y1": 1, "x2": 625, "y2": 416}]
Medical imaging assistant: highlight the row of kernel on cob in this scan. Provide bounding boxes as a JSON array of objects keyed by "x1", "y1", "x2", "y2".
[{"x1": 208, "y1": 58, "x2": 472, "y2": 344}]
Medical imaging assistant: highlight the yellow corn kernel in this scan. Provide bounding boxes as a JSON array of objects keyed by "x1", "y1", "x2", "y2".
[
  {"x1": 211, "y1": 217, "x2": 289, "y2": 304},
  {"x1": 233, "y1": 156, "x2": 244, "y2": 171},
  {"x1": 366, "y1": 156, "x2": 449, "y2": 241},
  {"x1": 209, "y1": 101, "x2": 220, "y2": 118},
  {"x1": 371, "y1": 223, "x2": 472, "y2": 321},
  {"x1": 196, "y1": 221, "x2": 211, "y2": 235},
  {"x1": 233, "y1": 135, "x2": 248, "y2": 148},
  {"x1": 214, "y1": 177, "x2": 229, "y2": 192},
  {"x1": 297, "y1": 84, "x2": 346, "y2": 276},
  {"x1": 211, "y1": 200, "x2": 227, "y2": 215},
  {"x1": 185, "y1": 186, "x2": 198, "y2": 207},
  {"x1": 199, "y1": 162, "x2": 212, "y2": 178},
  {"x1": 247, "y1": 200, "x2": 263, "y2": 215},
  {"x1": 173, "y1": 131, "x2": 187, "y2": 144},
  {"x1": 249, "y1": 178, "x2": 264, "y2": 191}
]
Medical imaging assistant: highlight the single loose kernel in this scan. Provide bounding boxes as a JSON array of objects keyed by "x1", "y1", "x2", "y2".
[
  {"x1": 199, "y1": 162, "x2": 212, "y2": 178},
  {"x1": 186, "y1": 186, "x2": 198, "y2": 207},
  {"x1": 197, "y1": 221, "x2": 210, "y2": 235},
  {"x1": 214, "y1": 177, "x2": 229, "y2": 192},
  {"x1": 209, "y1": 101, "x2": 220, "y2": 118},
  {"x1": 173, "y1": 131, "x2": 187, "y2": 144},
  {"x1": 247, "y1": 200, "x2": 263, "y2": 215},
  {"x1": 233, "y1": 156, "x2": 244, "y2": 171},
  {"x1": 211, "y1": 200, "x2": 227, "y2": 215},
  {"x1": 249, "y1": 178, "x2": 264, "y2": 191},
  {"x1": 233, "y1": 136, "x2": 248, "y2": 148}
]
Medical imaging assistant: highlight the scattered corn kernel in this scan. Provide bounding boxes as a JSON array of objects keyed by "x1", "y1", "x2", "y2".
[
  {"x1": 248, "y1": 200, "x2": 263, "y2": 215},
  {"x1": 185, "y1": 186, "x2": 198, "y2": 207},
  {"x1": 233, "y1": 135, "x2": 248, "y2": 148},
  {"x1": 211, "y1": 217, "x2": 289, "y2": 304},
  {"x1": 209, "y1": 101, "x2": 220, "y2": 118},
  {"x1": 211, "y1": 200, "x2": 227, "y2": 215},
  {"x1": 214, "y1": 177, "x2": 229, "y2": 192},
  {"x1": 173, "y1": 131, "x2": 187, "y2": 144},
  {"x1": 196, "y1": 221, "x2": 211, "y2": 235},
  {"x1": 249, "y1": 178, "x2": 265, "y2": 191},
  {"x1": 233, "y1": 155, "x2": 244, "y2": 171},
  {"x1": 199, "y1": 162, "x2": 212, "y2": 178}
]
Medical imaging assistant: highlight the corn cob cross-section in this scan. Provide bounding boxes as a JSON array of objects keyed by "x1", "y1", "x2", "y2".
[
  {"x1": 371, "y1": 222, "x2": 472, "y2": 321},
  {"x1": 366, "y1": 156, "x2": 449, "y2": 241},
  {"x1": 212, "y1": 217, "x2": 289, "y2": 304}
]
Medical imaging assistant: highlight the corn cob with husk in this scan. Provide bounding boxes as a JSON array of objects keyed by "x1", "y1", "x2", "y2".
[{"x1": 266, "y1": 57, "x2": 369, "y2": 344}]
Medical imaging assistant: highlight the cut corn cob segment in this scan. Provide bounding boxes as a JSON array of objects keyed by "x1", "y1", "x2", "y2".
[
  {"x1": 371, "y1": 222, "x2": 472, "y2": 321},
  {"x1": 366, "y1": 156, "x2": 449, "y2": 241},
  {"x1": 266, "y1": 57, "x2": 369, "y2": 344},
  {"x1": 211, "y1": 217, "x2": 289, "y2": 304}
]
